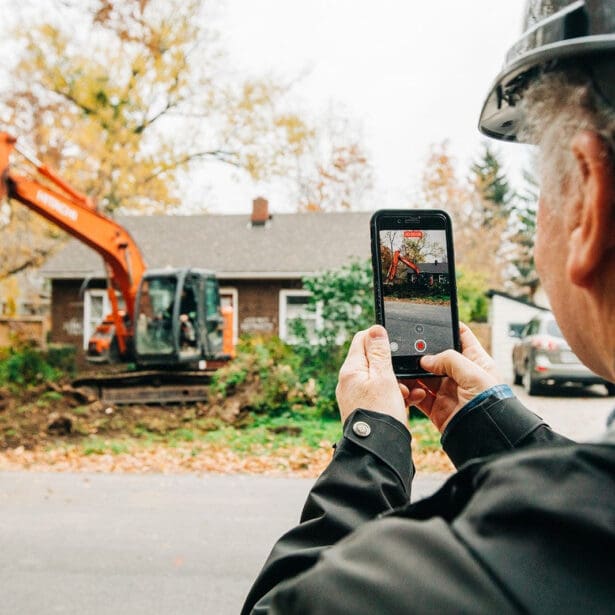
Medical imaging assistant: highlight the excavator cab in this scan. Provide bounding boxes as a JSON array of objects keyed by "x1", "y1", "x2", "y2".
[{"x1": 134, "y1": 269, "x2": 225, "y2": 367}]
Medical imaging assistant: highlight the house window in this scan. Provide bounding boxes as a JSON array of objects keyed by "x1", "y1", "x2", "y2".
[
  {"x1": 508, "y1": 323, "x2": 526, "y2": 339},
  {"x1": 83, "y1": 289, "x2": 110, "y2": 350},
  {"x1": 279, "y1": 290, "x2": 321, "y2": 344},
  {"x1": 219, "y1": 287, "x2": 238, "y2": 344},
  {"x1": 83, "y1": 289, "x2": 125, "y2": 350}
]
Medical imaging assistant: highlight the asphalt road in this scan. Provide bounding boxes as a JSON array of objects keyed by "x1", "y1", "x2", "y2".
[
  {"x1": 384, "y1": 300, "x2": 454, "y2": 356},
  {"x1": 0, "y1": 472, "x2": 447, "y2": 615}
]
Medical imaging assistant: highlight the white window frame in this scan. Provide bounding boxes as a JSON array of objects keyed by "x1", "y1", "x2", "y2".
[
  {"x1": 279, "y1": 289, "x2": 323, "y2": 343},
  {"x1": 83, "y1": 289, "x2": 110, "y2": 350},
  {"x1": 219, "y1": 286, "x2": 239, "y2": 345}
]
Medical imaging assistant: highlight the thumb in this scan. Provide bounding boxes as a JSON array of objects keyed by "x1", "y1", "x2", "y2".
[
  {"x1": 365, "y1": 325, "x2": 393, "y2": 373},
  {"x1": 421, "y1": 350, "x2": 494, "y2": 393}
]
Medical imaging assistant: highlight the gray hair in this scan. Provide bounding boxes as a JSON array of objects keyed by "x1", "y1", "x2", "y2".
[{"x1": 518, "y1": 64, "x2": 615, "y2": 201}]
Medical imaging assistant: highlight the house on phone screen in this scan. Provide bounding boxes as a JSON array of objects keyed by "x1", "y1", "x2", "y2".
[
  {"x1": 41, "y1": 199, "x2": 372, "y2": 363},
  {"x1": 409, "y1": 262, "x2": 449, "y2": 286}
]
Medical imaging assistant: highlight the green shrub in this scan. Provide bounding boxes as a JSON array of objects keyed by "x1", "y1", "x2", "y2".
[
  {"x1": 210, "y1": 335, "x2": 317, "y2": 416},
  {"x1": 0, "y1": 346, "x2": 60, "y2": 386},
  {"x1": 46, "y1": 344, "x2": 77, "y2": 376},
  {"x1": 291, "y1": 260, "x2": 375, "y2": 417},
  {"x1": 456, "y1": 268, "x2": 489, "y2": 323},
  {"x1": 212, "y1": 261, "x2": 378, "y2": 419}
]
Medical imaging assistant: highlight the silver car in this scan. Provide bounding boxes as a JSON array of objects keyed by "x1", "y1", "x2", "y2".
[{"x1": 512, "y1": 312, "x2": 615, "y2": 396}]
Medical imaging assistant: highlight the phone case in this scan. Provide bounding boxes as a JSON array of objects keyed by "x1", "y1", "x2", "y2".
[{"x1": 370, "y1": 209, "x2": 460, "y2": 378}]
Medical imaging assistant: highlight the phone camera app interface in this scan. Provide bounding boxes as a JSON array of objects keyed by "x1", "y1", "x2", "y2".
[{"x1": 379, "y1": 229, "x2": 454, "y2": 357}]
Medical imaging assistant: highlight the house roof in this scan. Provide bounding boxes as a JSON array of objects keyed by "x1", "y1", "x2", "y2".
[
  {"x1": 41, "y1": 211, "x2": 373, "y2": 280},
  {"x1": 398, "y1": 262, "x2": 448, "y2": 275},
  {"x1": 417, "y1": 262, "x2": 448, "y2": 274}
]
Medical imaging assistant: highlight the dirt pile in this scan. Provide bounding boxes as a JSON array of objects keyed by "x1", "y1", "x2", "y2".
[{"x1": 0, "y1": 381, "x2": 233, "y2": 450}]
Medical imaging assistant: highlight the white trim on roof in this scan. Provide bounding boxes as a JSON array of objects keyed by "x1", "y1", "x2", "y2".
[
  {"x1": 42, "y1": 271, "x2": 102, "y2": 280},
  {"x1": 44, "y1": 271, "x2": 317, "y2": 281},
  {"x1": 217, "y1": 271, "x2": 315, "y2": 280}
]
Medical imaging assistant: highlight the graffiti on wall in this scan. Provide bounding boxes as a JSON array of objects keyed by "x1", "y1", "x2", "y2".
[
  {"x1": 240, "y1": 316, "x2": 274, "y2": 334},
  {"x1": 62, "y1": 317, "x2": 83, "y2": 337}
]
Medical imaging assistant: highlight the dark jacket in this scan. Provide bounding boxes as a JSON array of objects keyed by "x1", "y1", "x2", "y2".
[{"x1": 242, "y1": 394, "x2": 615, "y2": 614}]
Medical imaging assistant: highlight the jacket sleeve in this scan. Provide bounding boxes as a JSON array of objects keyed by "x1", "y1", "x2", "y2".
[
  {"x1": 241, "y1": 409, "x2": 413, "y2": 615},
  {"x1": 251, "y1": 516, "x2": 518, "y2": 614},
  {"x1": 441, "y1": 393, "x2": 573, "y2": 468}
]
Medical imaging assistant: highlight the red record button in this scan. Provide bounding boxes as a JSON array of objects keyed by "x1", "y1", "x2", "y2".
[{"x1": 414, "y1": 339, "x2": 427, "y2": 353}]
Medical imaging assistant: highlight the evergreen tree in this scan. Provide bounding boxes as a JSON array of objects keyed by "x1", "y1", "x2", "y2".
[
  {"x1": 470, "y1": 144, "x2": 514, "y2": 229},
  {"x1": 509, "y1": 167, "x2": 539, "y2": 299},
  {"x1": 465, "y1": 144, "x2": 515, "y2": 289}
]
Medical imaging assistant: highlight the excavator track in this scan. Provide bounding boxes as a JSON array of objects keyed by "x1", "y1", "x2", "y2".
[{"x1": 72, "y1": 368, "x2": 221, "y2": 405}]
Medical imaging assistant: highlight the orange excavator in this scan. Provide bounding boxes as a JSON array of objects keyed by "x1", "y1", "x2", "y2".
[
  {"x1": 1, "y1": 132, "x2": 233, "y2": 400},
  {"x1": 385, "y1": 250, "x2": 420, "y2": 284}
]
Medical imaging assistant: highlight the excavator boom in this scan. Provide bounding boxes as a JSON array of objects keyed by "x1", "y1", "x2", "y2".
[
  {"x1": 385, "y1": 250, "x2": 420, "y2": 283},
  {"x1": 0, "y1": 132, "x2": 146, "y2": 355}
]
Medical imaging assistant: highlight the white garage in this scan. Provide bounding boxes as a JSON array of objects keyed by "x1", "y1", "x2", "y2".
[{"x1": 487, "y1": 290, "x2": 550, "y2": 384}]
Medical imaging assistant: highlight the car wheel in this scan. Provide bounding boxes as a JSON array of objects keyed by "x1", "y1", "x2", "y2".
[
  {"x1": 523, "y1": 362, "x2": 541, "y2": 396},
  {"x1": 513, "y1": 367, "x2": 523, "y2": 386},
  {"x1": 606, "y1": 382, "x2": 615, "y2": 397}
]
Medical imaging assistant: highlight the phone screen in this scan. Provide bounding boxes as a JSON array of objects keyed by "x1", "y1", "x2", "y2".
[
  {"x1": 371, "y1": 210, "x2": 460, "y2": 376},
  {"x1": 379, "y1": 227, "x2": 455, "y2": 357}
]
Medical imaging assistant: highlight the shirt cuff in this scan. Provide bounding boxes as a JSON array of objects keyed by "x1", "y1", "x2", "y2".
[
  {"x1": 341, "y1": 409, "x2": 413, "y2": 492},
  {"x1": 442, "y1": 384, "x2": 514, "y2": 440}
]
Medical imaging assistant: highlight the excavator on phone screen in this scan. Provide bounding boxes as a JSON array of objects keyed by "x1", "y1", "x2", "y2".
[{"x1": 385, "y1": 250, "x2": 420, "y2": 284}]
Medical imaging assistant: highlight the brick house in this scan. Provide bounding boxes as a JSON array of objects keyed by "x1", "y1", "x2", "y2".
[{"x1": 41, "y1": 200, "x2": 372, "y2": 360}]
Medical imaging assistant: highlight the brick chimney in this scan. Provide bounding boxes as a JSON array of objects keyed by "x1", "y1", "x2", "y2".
[{"x1": 251, "y1": 197, "x2": 270, "y2": 226}]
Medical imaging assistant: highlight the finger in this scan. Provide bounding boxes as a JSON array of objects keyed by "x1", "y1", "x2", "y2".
[
  {"x1": 459, "y1": 322, "x2": 501, "y2": 380},
  {"x1": 399, "y1": 383, "x2": 410, "y2": 401},
  {"x1": 364, "y1": 325, "x2": 394, "y2": 375},
  {"x1": 420, "y1": 350, "x2": 487, "y2": 390},
  {"x1": 340, "y1": 330, "x2": 369, "y2": 374},
  {"x1": 459, "y1": 322, "x2": 489, "y2": 360},
  {"x1": 408, "y1": 386, "x2": 436, "y2": 415},
  {"x1": 408, "y1": 387, "x2": 426, "y2": 406}
]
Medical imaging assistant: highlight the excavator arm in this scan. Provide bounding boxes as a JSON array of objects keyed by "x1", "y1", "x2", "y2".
[
  {"x1": 385, "y1": 250, "x2": 420, "y2": 283},
  {"x1": 0, "y1": 132, "x2": 146, "y2": 355}
]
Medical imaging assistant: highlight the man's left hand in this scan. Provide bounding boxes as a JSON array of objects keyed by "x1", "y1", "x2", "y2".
[{"x1": 336, "y1": 325, "x2": 409, "y2": 430}]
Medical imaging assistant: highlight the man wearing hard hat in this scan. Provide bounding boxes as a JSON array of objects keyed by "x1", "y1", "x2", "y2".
[{"x1": 242, "y1": 2, "x2": 615, "y2": 612}]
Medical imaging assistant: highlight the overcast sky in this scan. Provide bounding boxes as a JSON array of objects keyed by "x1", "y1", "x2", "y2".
[
  {"x1": 202, "y1": 0, "x2": 530, "y2": 214},
  {"x1": 0, "y1": 0, "x2": 531, "y2": 215},
  {"x1": 381, "y1": 229, "x2": 447, "y2": 259}
]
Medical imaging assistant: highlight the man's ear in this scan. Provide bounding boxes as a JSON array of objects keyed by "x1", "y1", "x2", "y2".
[{"x1": 567, "y1": 130, "x2": 615, "y2": 288}]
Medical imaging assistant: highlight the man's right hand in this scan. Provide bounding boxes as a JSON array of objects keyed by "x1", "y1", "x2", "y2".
[{"x1": 405, "y1": 323, "x2": 503, "y2": 433}]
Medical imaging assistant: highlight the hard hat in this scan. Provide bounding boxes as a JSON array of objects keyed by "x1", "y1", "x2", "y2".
[{"x1": 478, "y1": 0, "x2": 615, "y2": 142}]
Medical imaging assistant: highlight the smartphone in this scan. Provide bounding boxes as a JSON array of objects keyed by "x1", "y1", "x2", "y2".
[{"x1": 370, "y1": 209, "x2": 461, "y2": 378}]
